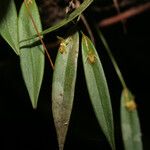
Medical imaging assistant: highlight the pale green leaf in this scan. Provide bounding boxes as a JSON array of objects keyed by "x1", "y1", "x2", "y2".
[
  {"x1": 121, "y1": 89, "x2": 143, "y2": 150},
  {"x1": 0, "y1": 0, "x2": 19, "y2": 55},
  {"x1": 21, "y1": 0, "x2": 93, "y2": 42},
  {"x1": 52, "y1": 32, "x2": 79, "y2": 150},
  {"x1": 81, "y1": 33, "x2": 115, "y2": 150},
  {"x1": 18, "y1": 1, "x2": 44, "y2": 109}
]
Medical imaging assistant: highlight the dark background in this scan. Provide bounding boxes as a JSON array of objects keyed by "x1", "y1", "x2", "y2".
[{"x1": 0, "y1": 0, "x2": 150, "y2": 149}]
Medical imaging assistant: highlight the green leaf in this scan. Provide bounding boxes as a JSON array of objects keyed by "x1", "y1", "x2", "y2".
[
  {"x1": 18, "y1": 1, "x2": 45, "y2": 109},
  {"x1": 0, "y1": 0, "x2": 19, "y2": 55},
  {"x1": 21, "y1": 0, "x2": 93, "y2": 42},
  {"x1": 96, "y1": 28, "x2": 127, "y2": 89},
  {"x1": 81, "y1": 33, "x2": 115, "y2": 150},
  {"x1": 121, "y1": 89, "x2": 143, "y2": 150},
  {"x1": 52, "y1": 32, "x2": 79, "y2": 150}
]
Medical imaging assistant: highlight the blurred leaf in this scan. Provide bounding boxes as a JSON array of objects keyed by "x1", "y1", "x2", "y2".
[
  {"x1": 81, "y1": 33, "x2": 115, "y2": 150},
  {"x1": 0, "y1": 0, "x2": 19, "y2": 55},
  {"x1": 121, "y1": 89, "x2": 143, "y2": 150},
  {"x1": 18, "y1": 0, "x2": 44, "y2": 109},
  {"x1": 22, "y1": 0, "x2": 93, "y2": 42},
  {"x1": 52, "y1": 32, "x2": 79, "y2": 150}
]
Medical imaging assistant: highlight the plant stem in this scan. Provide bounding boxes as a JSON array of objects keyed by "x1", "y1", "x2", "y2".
[
  {"x1": 112, "y1": 0, "x2": 127, "y2": 33},
  {"x1": 99, "y1": 2, "x2": 150, "y2": 27},
  {"x1": 80, "y1": 14, "x2": 95, "y2": 45},
  {"x1": 96, "y1": 27, "x2": 127, "y2": 89},
  {"x1": 23, "y1": 0, "x2": 54, "y2": 70}
]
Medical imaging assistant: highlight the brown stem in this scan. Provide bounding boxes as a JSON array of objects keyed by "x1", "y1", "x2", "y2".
[
  {"x1": 93, "y1": 0, "x2": 137, "y2": 12},
  {"x1": 113, "y1": 0, "x2": 127, "y2": 33},
  {"x1": 99, "y1": 2, "x2": 150, "y2": 27},
  {"x1": 23, "y1": 0, "x2": 54, "y2": 70}
]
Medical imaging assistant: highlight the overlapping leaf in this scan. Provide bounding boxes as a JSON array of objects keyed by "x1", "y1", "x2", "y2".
[
  {"x1": 22, "y1": 0, "x2": 93, "y2": 42},
  {"x1": 121, "y1": 89, "x2": 143, "y2": 150},
  {"x1": 0, "y1": 0, "x2": 19, "y2": 55},
  {"x1": 52, "y1": 32, "x2": 79, "y2": 150},
  {"x1": 18, "y1": 1, "x2": 44, "y2": 109},
  {"x1": 81, "y1": 33, "x2": 115, "y2": 150}
]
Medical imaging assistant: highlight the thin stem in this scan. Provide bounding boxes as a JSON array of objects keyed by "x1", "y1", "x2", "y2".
[
  {"x1": 80, "y1": 14, "x2": 95, "y2": 45},
  {"x1": 23, "y1": 0, "x2": 54, "y2": 70},
  {"x1": 93, "y1": 0, "x2": 137, "y2": 12},
  {"x1": 99, "y1": 2, "x2": 150, "y2": 27},
  {"x1": 96, "y1": 26, "x2": 127, "y2": 89},
  {"x1": 112, "y1": 0, "x2": 127, "y2": 33}
]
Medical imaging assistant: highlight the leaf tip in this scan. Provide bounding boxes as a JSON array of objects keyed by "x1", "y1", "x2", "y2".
[
  {"x1": 31, "y1": 100, "x2": 38, "y2": 109},
  {"x1": 123, "y1": 88, "x2": 137, "y2": 111}
]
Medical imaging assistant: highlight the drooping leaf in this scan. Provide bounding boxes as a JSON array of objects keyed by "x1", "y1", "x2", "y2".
[
  {"x1": 121, "y1": 89, "x2": 143, "y2": 150},
  {"x1": 96, "y1": 28, "x2": 127, "y2": 88},
  {"x1": 18, "y1": 1, "x2": 44, "y2": 109},
  {"x1": 81, "y1": 33, "x2": 115, "y2": 150},
  {"x1": 0, "y1": 0, "x2": 19, "y2": 55},
  {"x1": 52, "y1": 32, "x2": 79, "y2": 150},
  {"x1": 21, "y1": 0, "x2": 93, "y2": 42}
]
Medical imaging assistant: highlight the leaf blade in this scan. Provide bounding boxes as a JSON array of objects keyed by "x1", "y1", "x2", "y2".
[
  {"x1": 81, "y1": 33, "x2": 115, "y2": 150},
  {"x1": 18, "y1": 1, "x2": 45, "y2": 109},
  {"x1": 21, "y1": 0, "x2": 93, "y2": 42},
  {"x1": 52, "y1": 32, "x2": 79, "y2": 150},
  {"x1": 0, "y1": 0, "x2": 19, "y2": 55},
  {"x1": 121, "y1": 89, "x2": 143, "y2": 150}
]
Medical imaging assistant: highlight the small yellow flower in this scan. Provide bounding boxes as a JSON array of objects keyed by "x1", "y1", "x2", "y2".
[
  {"x1": 87, "y1": 51, "x2": 96, "y2": 64},
  {"x1": 57, "y1": 36, "x2": 71, "y2": 54},
  {"x1": 125, "y1": 100, "x2": 137, "y2": 111},
  {"x1": 59, "y1": 42, "x2": 66, "y2": 54},
  {"x1": 26, "y1": 0, "x2": 33, "y2": 5}
]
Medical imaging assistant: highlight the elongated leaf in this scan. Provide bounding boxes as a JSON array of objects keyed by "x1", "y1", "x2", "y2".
[
  {"x1": 18, "y1": 1, "x2": 44, "y2": 109},
  {"x1": 21, "y1": 0, "x2": 93, "y2": 42},
  {"x1": 0, "y1": 0, "x2": 19, "y2": 55},
  {"x1": 121, "y1": 89, "x2": 143, "y2": 150},
  {"x1": 81, "y1": 34, "x2": 115, "y2": 150},
  {"x1": 52, "y1": 32, "x2": 79, "y2": 150}
]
